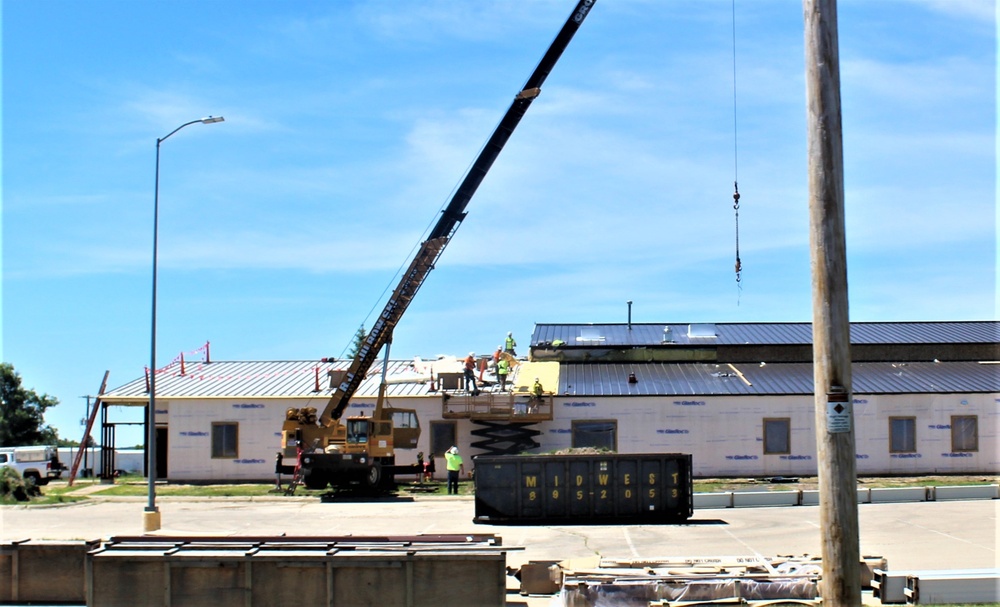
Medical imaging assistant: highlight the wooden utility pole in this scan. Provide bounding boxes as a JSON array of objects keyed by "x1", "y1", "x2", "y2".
[{"x1": 804, "y1": 0, "x2": 860, "y2": 604}]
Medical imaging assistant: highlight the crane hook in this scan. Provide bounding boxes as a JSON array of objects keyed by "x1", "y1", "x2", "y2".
[{"x1": 733, "y1": 181, "x2": 742, "y2": 284}]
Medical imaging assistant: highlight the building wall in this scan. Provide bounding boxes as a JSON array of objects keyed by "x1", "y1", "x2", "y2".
[
  {"x1": 852, "y1": 393, "x2": 998, "y2": 475},
  {"x1": 158, "y1": 391, "x2": 997, "y2": 481},
  {"x1": 162, "y1": 396, "x2": 438, "y2": 482},
  {"x1": 526, "y1": 395, "x2": 820, "y2": 477},
  {"x1": 512, "y1": 393, "x2": 997, "y2": 477}
]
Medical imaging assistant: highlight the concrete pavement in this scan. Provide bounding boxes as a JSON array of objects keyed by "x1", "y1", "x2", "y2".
[
  {"x1": 2, "y1": 494, "x2": 995, "y2": 572},
  {"x1": 2, "y1": 495, "x2": 996, "y2": 606}
]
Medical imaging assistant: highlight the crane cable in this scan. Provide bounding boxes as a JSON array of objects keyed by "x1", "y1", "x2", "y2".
[{"x1": 731, "y1": 0, "x2": 743, "y2": 291}]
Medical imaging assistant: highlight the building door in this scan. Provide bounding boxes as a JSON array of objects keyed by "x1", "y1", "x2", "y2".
[{"x1": 156, "y1": 427, "x2": 168, "y2": 479}]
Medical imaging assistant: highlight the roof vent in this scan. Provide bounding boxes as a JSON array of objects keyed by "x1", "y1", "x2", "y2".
[
  {"x1": 328, "y1": 369, "x2": 348, "y2": 390},
  {"x1": 688, "y1": 323, "x2": 717, "y2": 338},
  {"x1": 662, "y1": 326, "x2": 675, "y2": 343}
]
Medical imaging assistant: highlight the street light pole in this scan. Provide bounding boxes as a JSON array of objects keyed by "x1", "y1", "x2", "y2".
[{"x1": 146, "y1": 115, "x2": 225, "y2": 533}]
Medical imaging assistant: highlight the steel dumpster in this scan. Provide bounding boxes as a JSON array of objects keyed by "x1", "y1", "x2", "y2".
[
  {"x1": 85, "y1": 535, "x2": 508, "y2": 607},
  {"x1": 473, "y1": 453, "x2": 693, "y2": 524},
  {"x1": 0, "y1": 539, "x2": 99, "y2": 604}
]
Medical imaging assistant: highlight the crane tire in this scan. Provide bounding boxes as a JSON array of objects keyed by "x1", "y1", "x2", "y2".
[
  {"x1": 304, "y1": 473, "x2": 328, "y2": 491},
  {"x1": 365, "y1": 463, "x2": 382, "y2": 488}
]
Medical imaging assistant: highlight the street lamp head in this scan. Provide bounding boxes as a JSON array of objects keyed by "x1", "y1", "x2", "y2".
[
  {"x1": 148, "y1": 112, "x2": 224, "y2": 529},
  {"x1": 159, "y1": 116, "x2": 225, "y2": 143}
]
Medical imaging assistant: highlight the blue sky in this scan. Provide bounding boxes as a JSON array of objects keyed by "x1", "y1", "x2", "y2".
[{"x1": 3, "y1": 0, "x2": 995, "y2": 446}]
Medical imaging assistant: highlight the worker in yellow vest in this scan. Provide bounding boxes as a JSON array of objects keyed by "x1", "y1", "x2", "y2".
[
  {"x1": 504, "y1": 332, "x2": 517, "y2": 356},
  {"x1": 445, "y1": 446, "x2": 464, "y2": 495},
  {"x1": 497, "y1": 358, "x2": 510, "y2": 391},
  {"x1": 530, "y1": 377, "x2": 544, "y2": 414}
]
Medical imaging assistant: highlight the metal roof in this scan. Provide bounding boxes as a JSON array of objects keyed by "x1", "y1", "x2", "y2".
[
  {"x1": 102, "y1": 358, "x2": 999, "y2": 401},
  {"x1": 532, "y1": 321, "x2": 1000, "y2": 348},
  {"x1": 102, "y1": 359, "x2": 444, "y2": 402},
  {"x1": 558, "y1": 361, "x2": 1000, "y2": 397}
]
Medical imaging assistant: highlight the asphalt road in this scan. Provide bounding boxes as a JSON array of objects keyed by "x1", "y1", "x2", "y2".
[{"x1": 2, "y1": 495, "x2": 996, "y2": 573}]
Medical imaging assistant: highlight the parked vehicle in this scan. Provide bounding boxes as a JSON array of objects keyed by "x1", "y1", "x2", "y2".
[{"x1": 0, "y1": 445, "x2": 66, "y2": 485}]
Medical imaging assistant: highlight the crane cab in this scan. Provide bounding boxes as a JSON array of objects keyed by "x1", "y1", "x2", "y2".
[
  {"x1": 344, "y1": 415, "x2": 393, "y2": 459},
  {"x1": 383, "y1": 408, "x2": 420, "y2": 450}
]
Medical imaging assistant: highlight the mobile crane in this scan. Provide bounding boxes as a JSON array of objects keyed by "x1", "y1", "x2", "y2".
[{"x1": 279, "y1": 0, "x2": 597, "y2": 493}]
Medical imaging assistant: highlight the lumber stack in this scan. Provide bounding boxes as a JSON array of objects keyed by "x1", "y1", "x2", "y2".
[{"x1": 550, "y1": 555, "x2": 821, "y2": 605}]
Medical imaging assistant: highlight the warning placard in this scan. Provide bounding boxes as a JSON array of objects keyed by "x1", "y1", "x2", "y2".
[{"x1": 826, "y1": 399, "x2": 852, "y2": 433}]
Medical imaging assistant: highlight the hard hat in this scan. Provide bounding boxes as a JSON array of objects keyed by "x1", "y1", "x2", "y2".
[
  {"x1": 507, "y1": 331, "x2": 512, "y2": 336},
  {"x1": 469, "y1": 351, "x2": 475, "y2": 356},
  {"x1": 535, "y1": 377, "x2": 539, "y2": 381},
  {"x1": 449, "y1": 446, "x2": 458, "y2": 454}
]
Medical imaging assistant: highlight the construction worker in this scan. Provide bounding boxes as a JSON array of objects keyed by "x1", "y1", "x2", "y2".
[
  {"x1": 444, "y1": 446, "x2": 464, "y2": 494},
  {"x1": 504, "y1": 332, "x2": 517, "y2": 356},
  {"x1": 497, "y1": 357, "x2": 510, "y2": 391},
  {"x1": 530, "y1": 377, "x2": 544, "y2": 414},
  {"x1": 424, "y1": 452, "x2": 436, "y2": 482},
  {"x1": 464, "y1": 352, "x2": 479, "y2": 395},
  {"x1": 492, "y1": 346, "x2": 502, "y2": 373}
]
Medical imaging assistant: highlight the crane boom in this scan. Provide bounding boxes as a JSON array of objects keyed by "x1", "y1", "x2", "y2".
[{"x1": 319, "y1": 0, "x2": 596, "y2": 427}]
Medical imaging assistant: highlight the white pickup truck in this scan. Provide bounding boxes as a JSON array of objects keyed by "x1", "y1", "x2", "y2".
[{"x1": 0, "y1": 445, "x2": 66, "y2": 485}]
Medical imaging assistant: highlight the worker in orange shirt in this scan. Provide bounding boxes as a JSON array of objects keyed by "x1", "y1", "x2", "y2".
[{"x1": 464, "y1": 352, "x2": 479, "y2": 395}]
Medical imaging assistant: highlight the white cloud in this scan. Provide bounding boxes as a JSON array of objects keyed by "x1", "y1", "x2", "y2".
[
  {"x1": 909, "y1": 0, "x2": 997, "y2": 22},
  {"x1": 843, "y1": 56, "x2": 992, "y2": 109},
  {"x1": 356, "y1": 1, "x2": 568, "y2": 45}
]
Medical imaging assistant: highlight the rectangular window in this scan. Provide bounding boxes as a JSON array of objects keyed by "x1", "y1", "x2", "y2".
[
  {"x1": 430, "y1": 421, "x2": 457, "y2": 457},
  {"x1": 951, "y1": 416, "x2": 978, "y2": 452},
  {"x1": 572, "y1": 420, "x2": 617, "y2": 451},
  {"x1": 763, "y1": 418, "x2": 790, "y2": 455},
  {"x1": 392, "y1": 410, "x2": 418, "y2": 429},
  {"x1": 889, "y1": 417, "x2": 917, "y2": 453},
  {"x1": 211, "y1": 422, "x2": 238, "y2": 459}
]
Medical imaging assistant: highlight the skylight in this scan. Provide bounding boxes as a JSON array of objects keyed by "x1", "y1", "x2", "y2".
[
  {"x1": 576, "y1": 327, "x2": 606, "y2": 342},
  {"x1": 688, "y1": 323, "x2": 718, "y2": 338}
]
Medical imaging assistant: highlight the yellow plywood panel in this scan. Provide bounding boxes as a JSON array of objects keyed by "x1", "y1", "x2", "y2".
[{"x1": 511, "y1": 361, "x2": 559, "y2": 395}]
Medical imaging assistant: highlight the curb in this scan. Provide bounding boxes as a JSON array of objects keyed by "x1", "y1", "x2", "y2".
[{"x1": 693, "y1": 484, "x2": 997, "y2": 510}]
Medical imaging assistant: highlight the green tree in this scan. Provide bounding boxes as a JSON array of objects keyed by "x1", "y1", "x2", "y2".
[
  {"x1": 347, "y1": 324, "x2": 367, "y2": 359},
  {"x1": 0, "y1": 363, "x2": 59, "y2": 447},
  {"x1": 57, "y1": 435, "x2": 96, "y2": 448}
]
